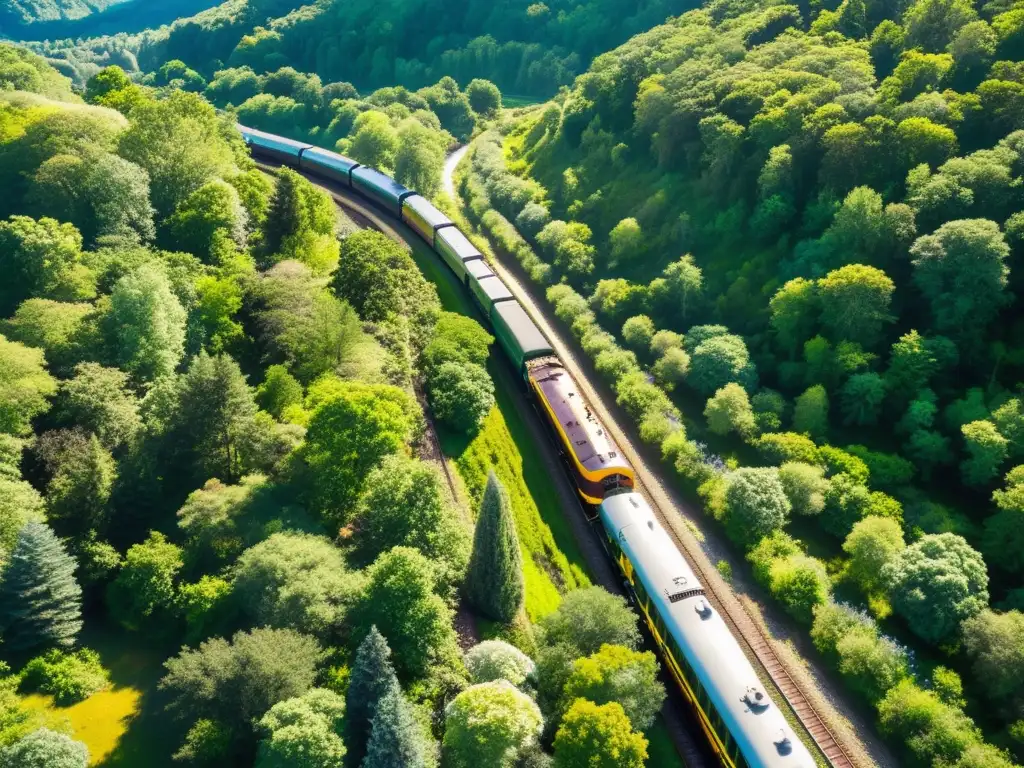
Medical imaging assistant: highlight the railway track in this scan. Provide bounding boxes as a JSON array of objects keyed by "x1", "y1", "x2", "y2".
[{"x1": 479, "y1": 226, "x2": 862, "y2": 768}]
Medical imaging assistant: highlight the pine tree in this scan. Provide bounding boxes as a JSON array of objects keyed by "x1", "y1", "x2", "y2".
[
  {"x1": 465, "y1": 471, "x2": 524, "y2": 623},
  {"x1": 0, "y1": 523, "x2": 82, "y2": 651},
  {"x1": 346, "y1": 626, "x2": 400, "y2": 767},
  {"x1": 261, "y1": 169, "x2": 302, "y2": 260},
  {"x1": 362, "y1": 684, "x2": 427, "y2": 768}
]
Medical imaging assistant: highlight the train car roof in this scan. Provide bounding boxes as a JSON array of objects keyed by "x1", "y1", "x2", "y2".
[
  {"x1": 599, "y1": 493, "x2": 816, "y2": 768},
  {"x1": 237, "y1": 124, "x2": 310, "y2": 151},
  {"x1": 351, "y1": 165, "x2": 412, "y2": 198},
  {"x1": 475, "y1": 275, "x2": 514, "y2": 304},
  {"x1": 529, "y1": 360, "x2": 631, "y2": 475},
  {"x1": 465, "y1": 258, "x2": 494, "y2": 280},
  {"x1": 403, "y1": 194, "x2": 453, "y2": 231},
  {"x1": 492, "y1": 301, "x2": 552, "y2": 362},
  {"x1": 436, "y1": 226, "x2": 482, "y2": 261},
  {"x1": 301, "y1": 145, "x2": 360, "y2": 170}
]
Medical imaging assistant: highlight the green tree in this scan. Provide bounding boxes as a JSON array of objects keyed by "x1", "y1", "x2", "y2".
[
  {"x1": 427, "y1": 362, "x2": 494, "y2": 434},
  {"x1": 160, "y1": 628, "x2": 322, "y2": 732},
  {"x1": 769, "y1": 278, "x2": 817, "y2": 357},
  {"x1": 0, "y1": 216, "x2": 91, "y2": 316},
  {"x1": 346, "y1": 627, "x2": 400, "y2": 767},
  {"x1": 464, "y1": 640, "x2": 535, "y2": 686},
  {"x1": 704, "y1": 383, "x2": 757, "y2": 438},
  {"x1": 882, "y1": 533, "x2": 989, "y2": 645},
  {"x1": 0, "y1": 728, "x2": 88, "y2": 768},
  {"x1": 876, "y1": 679, "x2": 980, "y2": 766},
  {"x1": 350, "y1": 454, "x2": 469, "y2": 594},
  {"x1": 256, "y1": 365, "x2": 303, "y2": 420},
  {"x1": 56, "y1": 364, "x2": 140, "y2": 449},
  {"x1": 778, "y1": 462, "x2": 827, "y2": 516},
  {"x1": 348, "y1": 111, "x2": 399, "y2": 171},
  {"x1": 107, "y1": 531, "x2": 183, "y2": 631},
  {"x1": 233, "y1": 533, "x2": 362, "y2": 640},
  {"x1": 793, "y1": 384, "x2": 829, "y2": 439},
  {"x1": 840, "y1": 372, "x2": 886, "y2": 426},
  {"x1": 538, "y1": 587, "x2": 640, "y2": 656},
  {"x1": 910, "y1": 219, "x2": 1010, "y2": 342},
  {"x1": 442, "y1": 681, "x2": 543, "y2": 768},
  {"x1": 466, "y1": 79, "x2": 502, "y2": 117},
  {"x1": 553, "y1": 700, "x2": 647, "y2": 768},
  {"x1": 349, "y1": 547, "x2": 459, "y2": 682},
  {"x1": 301, "y1": 381, "x2": 417, "y2": 519},
  {"x1": 961, "y1": 609, "x2": 1024, "y2": 712},
  {"x1": 843, "y1": 516, "x2": 906, "y2": 594},
  {"x1": 41, "y1": 431, "x2": 115, "y2": 533},
  {"x1": 394, "y1": 119, "x2": 446, "y2": 196},
  {"x1": 885, "y1": 330, "x2": 939, "y2": 403},
  {"x1": 465, "y1": 472, "x2": 524, "y2": 623},
  {"x1": 960, "y1": 420, "x2": 1008, "y2": 486},
  {"x1": 983, "y1": 466, "x2": 1024, "y2": 575},
  {"x1": 107, "y1": 263, "x2": 187, "y2": 382},
  {"x1": 0, "y1": 335, "x2": 57, "y2": 437},
  {"x1": 0, "y1": 299, "x2": 92, "y2": 376},
  {"x1": 164, "y1": 179, "x2": 247, "y2": 263},
  {"x1": 817, "y1": 264, "x2": 894, "y2": 347},
  {"x1": 688, "y1": 334, "x2": 757, "y2": 395},
  {"x1": 561, "y1": 644, "x2": 666, "y2": 730},
  {"x1": 0, "y1": 475, "x2": 44, "y2": 560},
  {"x1": 904, "y1": 0, "x2": 978, "y2": 51},
  {"x1": 256, "y1": 688, "x2": 346, "y2": 768},
  {"x1": 620, "y1": 315, "x2": 655, "y2": 352},
  {"x1": 363, "y1": 685, "x2": 427, "y2": 768},
  {"x1": 608, "y1": 218, "x2": 644, "y2": 266},
  {"x1": 724, "y1": 467, "x2": 791, "y2": 549},
  {"x1": 652, "y1": 348, "x2": 690, "y2": 391},
  {"x1": 0, "y1": 523, "x2": 82, "y2": 651}
]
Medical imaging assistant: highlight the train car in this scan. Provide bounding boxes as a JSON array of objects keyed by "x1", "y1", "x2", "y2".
[
  {"x1": 599, "y1": 493, "x2": 815, "y2": 768},
  {"x1": 237, "y1": 124, "x2": 309, "y2": 165},
  {"x1": 351, "y1": 166, "x2": 413, "y2": 217},
  {"x1": 299, "y1": 146, "x2": 360, "y2": 188},
  {"x1": 527, "y1": 359, "x2": 635, "y2": 504},
  {"x1": 469, "y1": 275, "x2": 515, "y2": 320},
  {"x1": 492, "y1": 301, "x2": 553, "y2": 375},
  {"x1": 401, "y1": 194, "x2": 454, "y2": 247},
  {"x1": 435, "y1": 226, "x2": 484, "y2": 282}
]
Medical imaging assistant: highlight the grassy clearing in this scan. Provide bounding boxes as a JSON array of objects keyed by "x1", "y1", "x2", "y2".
[
  {"x1": 20, "y1": 625, "x2": 176, "y2": 767},
  {"x1": 405, "y1": 232, "x2": 588, "y2": 620}
]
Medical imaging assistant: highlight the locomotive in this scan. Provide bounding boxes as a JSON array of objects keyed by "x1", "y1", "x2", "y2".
[{"x1": 238, "y1": 124, "x2": 816, "y2": 768}]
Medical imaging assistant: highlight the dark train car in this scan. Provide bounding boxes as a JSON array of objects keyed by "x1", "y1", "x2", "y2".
[
  {"x1": 401, "y1": 194, "x2": 454, "y2": 247},
  {"x1": 237, "y1": 124, "x2": 309, "y2": 165},
  {"x1": 351, "y1": 166, "x2": 413, "y2": 217},
  {"x1": 299, "y1": 146, "x2": 360, "y2": 188},
  {"x1": 527, "y1": 359, "x2": 635, "y2": 504},
  {"x1": 435, "y1": 226, "x2": 483, "y2": 282},
  {"x1": 492, "y1": 300, "x2": 552, "y2": 374}
]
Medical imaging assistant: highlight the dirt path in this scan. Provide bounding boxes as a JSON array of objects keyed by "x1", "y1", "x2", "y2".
[{"x1": 444, "y1": 147, "x2": 895, "y2": 768}]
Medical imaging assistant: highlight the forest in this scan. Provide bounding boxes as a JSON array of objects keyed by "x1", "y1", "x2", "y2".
[
  {"x1": 448, "y1": 0, "x2": 1024, "y2": 763},
  {"x1": 0, "y1": 42, "x2": 669, "y2": 768},
  {"x1": 21, "y1": 0, "x2": 697, "y2": 98}
]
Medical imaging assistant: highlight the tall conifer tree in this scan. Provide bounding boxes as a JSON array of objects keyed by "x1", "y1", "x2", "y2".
[
  {"x1": 465, "y1": 471, "x2": 524, "y2": 623},
  {"x1": 0, "y1": 523, "x2": 82, "y2": 650},
  {"x1": 345, "y1": 626, "x2": 400, "y2": 767},
  {"x1": 363, "y1": 684, "x2": 427, "y2": 768}
]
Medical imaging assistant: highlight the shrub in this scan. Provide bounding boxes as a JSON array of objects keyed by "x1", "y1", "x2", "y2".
[
  {"x1": 464, "y1": 641, "x2": 536, "y2": 687},
  {"x1": 723, "y1": 467, "x2": 791, "y2": 549},
  {"x1": 20, "y1": 649, "x2": 109, "y2": 704},
  {"x1": 427, "y1": 361, "x2": 495, "y2": 434}
]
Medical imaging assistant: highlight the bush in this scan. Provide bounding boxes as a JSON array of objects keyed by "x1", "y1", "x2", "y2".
[
  {"x1": 754, "y1": 432, "x2": 820, "y2": 465},
  {"x1": 20, "y1": 649, "x2": 108, "y2": 705},
  {"x1": 427, "y1": 361, "x2": 495, "y2": 433},
  {"x1": 464, "y1": 641, "x2": 535, "y2": 687},
  {"x1": 723, "y1": 467, "x2": 791, "y2": 549}
]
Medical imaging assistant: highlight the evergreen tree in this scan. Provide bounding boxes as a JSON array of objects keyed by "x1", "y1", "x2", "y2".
[
  {"x1": 465, "y1": 471, "x2": 524, "y2": 623},
  {"x1": 345, "y1": 627, "x2": 400, "y2": 767},
  {"x1": 363, "y1": 684, "x2": 427, "y2": 768},
  {"x1": 261, "y1": 169, "x2": 302, "y2": 259},
  {"x1": 0, "y1": 523, "x2": 82, "y2": 651}
]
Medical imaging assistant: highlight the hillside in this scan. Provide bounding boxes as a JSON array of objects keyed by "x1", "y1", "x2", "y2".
[
  {"x1": 0, "y1": 0, "x2": 127, "y2": 27},
  {"x1": 26, "y1": 0, "x2": 697, "y2": 97},
  {"x1": 454, "y1": 0, "x2": 1024, "y2": 763}
]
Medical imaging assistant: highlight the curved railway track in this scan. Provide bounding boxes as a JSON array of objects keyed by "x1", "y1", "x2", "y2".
[{"x1": 458, "y1": 178, "x2": 869, "y2": 768}]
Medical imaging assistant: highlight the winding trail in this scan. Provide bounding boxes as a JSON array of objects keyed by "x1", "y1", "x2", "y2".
[{"x1": 443, "y1": 145, "x2": 895, "y2": 768}]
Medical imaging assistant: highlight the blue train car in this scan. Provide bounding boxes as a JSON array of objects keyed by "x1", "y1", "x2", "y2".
[
  {"x1": 299, "y1": 146, "x2": 360, "y2": 188},
  {"x1": 237, "y1": 124, "x2": 309, "y2": 165},
  {"x1": 351, "y1": 166, "x2": 413, "y2": 217},
  {"x1": 401, "y1": 194, "x2": 454, "y2": 247}
]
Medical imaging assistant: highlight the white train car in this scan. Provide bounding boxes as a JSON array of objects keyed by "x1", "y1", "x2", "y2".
[{"x1": 598, "y1": 492, "x2": 815, "y2": 768}]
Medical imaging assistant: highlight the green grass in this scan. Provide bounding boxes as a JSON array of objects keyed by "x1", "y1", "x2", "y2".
[
  {"x1": 20, "y1": 624, "x2": 177, "y2": 767},
  {"x1": 405, "y1": 233, "x2": 589, "y2": 620}
]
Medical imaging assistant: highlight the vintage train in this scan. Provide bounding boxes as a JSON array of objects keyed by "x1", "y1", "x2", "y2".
[{"x1": 238, "y1": 124, "x2": 816, "y2": 768}]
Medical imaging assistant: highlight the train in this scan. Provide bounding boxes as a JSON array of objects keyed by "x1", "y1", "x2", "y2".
[{"x1": 238, "y1": 124, "x2": 817, "y2": 768}]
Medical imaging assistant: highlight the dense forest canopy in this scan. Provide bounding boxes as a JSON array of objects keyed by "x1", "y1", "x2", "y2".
[
  {"x1": 454, "y1": 0, "x2": 1024, "y2": 761},
  {"x1": 22, "y1": 0, "x2": 698, "y2": 97}
]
